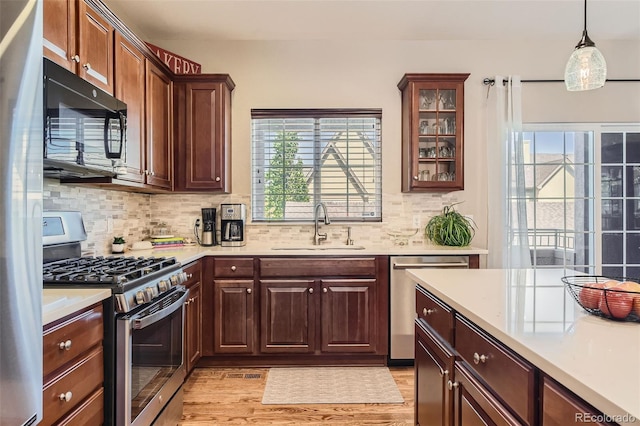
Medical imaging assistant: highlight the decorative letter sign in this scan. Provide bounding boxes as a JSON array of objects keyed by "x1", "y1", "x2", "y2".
[{"x1": 145, "y1": 42, "x2": 202, "y2": 74}]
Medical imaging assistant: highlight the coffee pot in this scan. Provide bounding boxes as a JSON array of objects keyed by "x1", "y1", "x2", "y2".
[{"x1": 195, "y1": 208, "x2": 217, "y2": 246}]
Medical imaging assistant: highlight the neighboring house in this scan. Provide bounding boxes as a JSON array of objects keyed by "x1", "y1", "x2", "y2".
[{"x1": 286, "y1": 129, "x2": 379, "y2": 219}]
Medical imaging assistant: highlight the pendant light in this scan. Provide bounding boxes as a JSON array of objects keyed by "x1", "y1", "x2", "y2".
[{"x1": 564, "y1": 0, "x2": 607, "y2": 91}]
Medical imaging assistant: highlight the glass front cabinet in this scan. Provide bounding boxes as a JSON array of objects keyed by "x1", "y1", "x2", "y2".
[{"x1": 398, "y1": 73, "x2": 469, "y2": 192}]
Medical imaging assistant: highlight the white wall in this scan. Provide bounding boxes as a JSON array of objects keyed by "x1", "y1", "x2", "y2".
[{"x1": 150, "y1": 38, "x2": 639, "y2": 249}]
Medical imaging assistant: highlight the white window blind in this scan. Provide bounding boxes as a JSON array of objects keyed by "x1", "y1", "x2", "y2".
[{"x1": 252, "y1": 109, "x2": 382, "y2": 222}]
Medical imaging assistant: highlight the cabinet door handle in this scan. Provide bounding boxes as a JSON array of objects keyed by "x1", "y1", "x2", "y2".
[
  {"x1": 439, "y1": 368, "x2": 448, "y2": 377},
  {"x1": 185, "y1": 299, "x2": 190, "y2": 306},
  {"x1": 423, "y1": 307, "x2": 435, "y2": 316},
  {"x1": 447, "y1": 380, "x2": 458, "y2": 391},
  {"x1": 230, "y1": 266, "x2": 237, "y2": 272},
  {"x1": 70, "y1": 54, "x2": 80, "y2": 63},
  {"x1": 413, "y1": 175, "x2": 419, "y2": 180},
  {"x1": 473, "y1": 352, "x2": 488, "y2": 364},
  {"x1": 246, "y1": 288, "x2": 252, "y2": 294},
  {"x1": 187, "y1": 273, "x2": 193, "y2": 279},
  {"x1": 59, "y1": 391, "x2": 73, "y2": 402},
  {"x1": 83, "y1": 62, "x2": 91, "y2": 71},
  {"x1": 308, "y1": 288, "x2": 314, "y2": 293},
  {"x1": 58, "y1": 340, "x2": 72, "y2": 351},
  {"x1": 215, "y1": 176, "x2": 221, "y2": 182},
  {"x1": 323, "y1": 288, "x2": 328, "y2": 293}
]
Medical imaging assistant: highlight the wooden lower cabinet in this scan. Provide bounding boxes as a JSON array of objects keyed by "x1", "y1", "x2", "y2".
[
  {"x1": 415, "y1": 320, "x2": 454, "y2": 426},
  {"x1": 260, "y1": 279, "x2": 315, "y2": 353},
  {"x1": 41, "y1": 303, "x2": 104, "y2": 425},
  {"x1": 415, "y1": 288, "x2": 622, "y2": 426},
  {"x1": 214, "y1": 279, "x2": 255, "y2": 353},
  {"x1": 453, "y1": 361, "x2": 521, "y2": 426},
  {"x1": 540, "y1": 375, "x2": 617, "y2": 426},
  {"x1": 321, "y1": 279, "x2": 377, "y2": 353},
  {"x1": 184, "y1": 260, "x2": 203, "y2": 374},
  {"x1": 201, "y1": 256, "x2": 388, "y2": 364}
]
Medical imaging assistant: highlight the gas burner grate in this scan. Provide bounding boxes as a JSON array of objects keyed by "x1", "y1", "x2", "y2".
[{"x1": 43, "y1": 256, "x2": 179, "y2": 286}]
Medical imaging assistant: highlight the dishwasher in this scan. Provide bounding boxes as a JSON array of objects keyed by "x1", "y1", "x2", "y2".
[{"x1": 389, "y1": 255, "x2": 469, "y2": 365}]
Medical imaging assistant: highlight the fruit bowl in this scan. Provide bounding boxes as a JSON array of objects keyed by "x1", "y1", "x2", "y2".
[
  {"x1": 562, "y1": 275, "x2": 640, "y2": 322},
  {"x1": 386, "y1": 228, "x2": 419, "y2": 246}
]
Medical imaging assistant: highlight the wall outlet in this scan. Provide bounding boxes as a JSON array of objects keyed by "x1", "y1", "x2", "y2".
[{"x1": 412, "y1": 215, "x2": 421, "y2": 228}]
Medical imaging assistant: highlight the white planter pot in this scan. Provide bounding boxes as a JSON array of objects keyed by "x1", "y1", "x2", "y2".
[{"x1": 112, "y1": 243, "x2": 125, "y2": 254}]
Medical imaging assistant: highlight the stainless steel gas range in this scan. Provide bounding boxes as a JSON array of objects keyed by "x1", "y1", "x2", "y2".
[{"x1": 43, "y1": 211, "x2": 188, "y2": 426}]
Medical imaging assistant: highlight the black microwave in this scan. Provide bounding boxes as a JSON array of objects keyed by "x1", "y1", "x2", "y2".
[{"x1": 43, "y1": 58, "x2": 127, "y2": 178}]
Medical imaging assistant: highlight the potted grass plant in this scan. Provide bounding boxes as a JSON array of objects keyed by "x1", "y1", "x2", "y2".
[
  {"x1": 424, "y1": 204, "x2": 476, "y2": 247},
  {"x1": 112, "y1": 236, "x2": 126, "y2": 254}
]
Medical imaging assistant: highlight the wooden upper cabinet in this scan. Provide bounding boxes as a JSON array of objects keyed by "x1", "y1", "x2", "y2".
[
  {"x1": 44, "y1": 0, "x2": 114, "y2": 95},
  {"x1": 114, "y1": 33, "x2": 146, "y2": 184},
  {"x1": 43, "y1": 0, "x2": 77, "y2": 72},
  {"x1": 77, "y1": 0, "x2": 114, "y2": 94},
  {"x1": 174, "y1": 76, "x2": 235, "y2": 192},
  {"x1": 145, "y1": 62, "x2": 173, "y2": 190},
  {"x1": 398, "y1": 73, "x2": 469, "y2": 192}
]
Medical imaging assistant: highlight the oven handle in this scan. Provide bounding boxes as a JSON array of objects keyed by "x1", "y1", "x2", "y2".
[
  {"x1": 393, "y1": 262, "x2": 469, "y2": 269},
  {"x1": 132, "y1": 289, "x2": 188, "y2": 330}
]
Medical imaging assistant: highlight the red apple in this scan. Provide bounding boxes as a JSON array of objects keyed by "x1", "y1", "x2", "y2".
[
  {"x1": 579, "y1": 282, "x2": 605, "y2": 309},
  {"x1": 599, "y1": 284, "x2": 635, "y2": 319},
  {"x1": 616, "y1": 281, "x2": 640, "y2": 317}
]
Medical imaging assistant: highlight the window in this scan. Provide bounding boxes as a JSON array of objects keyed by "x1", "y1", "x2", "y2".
[
  {"x1": 251, "y1": 109, "x2": 382, "y2": 222},
  {"x1": 519, "y1": 124, "x2": 640, "y2": 275}
]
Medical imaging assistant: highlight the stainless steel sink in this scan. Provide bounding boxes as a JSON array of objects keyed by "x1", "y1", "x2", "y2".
[{"x1": 271, "y1": 245, "x2": 366, "y2": 251}]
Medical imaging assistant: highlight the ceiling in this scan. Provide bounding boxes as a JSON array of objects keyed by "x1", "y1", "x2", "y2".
[{"x1": 102, "y1": 0, "x2": 640, "y2": 42}]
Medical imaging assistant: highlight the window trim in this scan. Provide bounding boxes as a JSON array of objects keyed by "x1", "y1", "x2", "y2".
[{"x1": 251, "y1": 108, "x2": 383, "y2": 223}]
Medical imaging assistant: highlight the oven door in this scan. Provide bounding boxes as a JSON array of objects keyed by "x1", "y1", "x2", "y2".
[{"x1": 116, "y1": 288, "x2": 188, "y2": 426}]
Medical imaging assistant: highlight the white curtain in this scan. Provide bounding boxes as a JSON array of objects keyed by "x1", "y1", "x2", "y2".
[{"x1": 486, "y1": 76, "x2": 531, "y2": 268}]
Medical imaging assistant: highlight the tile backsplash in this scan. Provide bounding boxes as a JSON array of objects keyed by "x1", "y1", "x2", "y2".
[{"x1": 44, "y1": 179, "x2": 458, "y2": 254}]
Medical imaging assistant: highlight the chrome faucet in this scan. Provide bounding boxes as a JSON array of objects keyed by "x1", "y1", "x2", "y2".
[{"x1": 313, "y1": 202, "x2": 331, "y2": 245}]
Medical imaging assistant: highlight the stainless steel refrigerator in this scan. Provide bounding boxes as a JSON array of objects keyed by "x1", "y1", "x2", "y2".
[{"x1": 0, "y1": 0, "x2": 43, "y2": 424}]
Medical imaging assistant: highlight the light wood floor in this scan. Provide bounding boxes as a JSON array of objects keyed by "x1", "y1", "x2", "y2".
[{"x1": 180, "y1": 366, "x2": 414, "y2": 425}]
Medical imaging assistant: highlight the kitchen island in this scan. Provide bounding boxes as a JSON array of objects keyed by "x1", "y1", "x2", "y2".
[{"x1": 407, "y1": 268, "x2": 640, "y2": 425}]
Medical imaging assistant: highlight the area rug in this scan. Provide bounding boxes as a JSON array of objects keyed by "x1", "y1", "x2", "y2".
[{"x1": 261, "y1": 367, "x2": 404, "y2": 404}]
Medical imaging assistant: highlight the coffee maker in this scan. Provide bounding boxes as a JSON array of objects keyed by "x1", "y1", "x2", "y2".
[
  {"x1": 197, "y1": 207, "x2": 217, "y2": 246},
  {"x1": 220, "y1": 204, "x2": 246, "y2": 247}
]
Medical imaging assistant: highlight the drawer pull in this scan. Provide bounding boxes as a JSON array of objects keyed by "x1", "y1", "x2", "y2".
[
  {"x1": 231, "y1": 266, "x2": 237, "y2": 272},
  {"x1": 447, "y1": 380, "x2": 458, "y2": 391},
  {"x1": 246, "y1": 288, "x2": 252, "y2": 294},
  {"x1": 473, "y1": 352, "x2": 488, "y2": 364},
  {"x1": 59, "y1": 391, "x2": 73, "y2": 402},
  {"x1": 323, "y1": 288, "x2": 328, "y2": 293},
  {"x1": 422, "y1": 307, "x2": 435, "y2": 316},
  {"x1": 58, "y1": 340, "x2": 72, "y2": 351},
  {"x1": 308, "y1": 288, "x2": 314, "y2": 293},
  {"x1": 187, "y1": 273, "x2": 193, "y2": 279}
]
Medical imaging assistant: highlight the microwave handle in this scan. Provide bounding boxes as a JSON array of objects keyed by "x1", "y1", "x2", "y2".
[{"x1": 104, "y1": 111, "x2": 126, "y2": 159}]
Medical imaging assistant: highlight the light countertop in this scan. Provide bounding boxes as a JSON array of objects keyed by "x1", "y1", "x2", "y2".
[
  {"x1": 43, "y1": 288, "x2": 111, "y2": 325},
  {"x1": 406, "y1": 268, "x2": 640, "y2": 425},
  {"x1": 125, "y1": 242, "x2": 488, "y2": 265}
]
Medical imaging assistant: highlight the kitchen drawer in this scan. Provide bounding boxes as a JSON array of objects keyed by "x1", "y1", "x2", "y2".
[
  {"x1": 454, "y1": 361, "x2": 522, "y2": 425},
  {"x1": 214, "y1": 257, "x2": 254, "y2": 278},
  {"x1": 55, "y1": 387, "x2": 104, "y2": 426},
  {"x1": 43, "y1": 303, "x2": 104, "y2": 377},
  {"x1": 416, "y1": 286, "x2": 454, "y2": 346},
  {"x1": 259, "y1": 257, "x2": 376, "y2": 277},
  {"x1": 183, "y1": 260, "x2": 202, "y2": 287},
  {"x1": 41, "y1": 346, "x2": 104, "y2": 426},
  {"x1": 455, "y1": 314, "x2": 535, "y2": 425},
  {"x1": 540, "y1": 375, "x2": 616, "y2": 426}
]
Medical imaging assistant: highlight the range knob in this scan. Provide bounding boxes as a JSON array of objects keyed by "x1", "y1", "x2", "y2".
[
  {"x1": 135, "y1": 291, "x2": 145, "y2": 305},
  {"x1": 158, "y1": 280, "x2": 169, "y2": 292},
  {"x1": 143, "y1": 288, "x2": 152, "y2": 303},
  {"x1": 170, "y1": 275, "x2": 179, "y2": 286}
]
